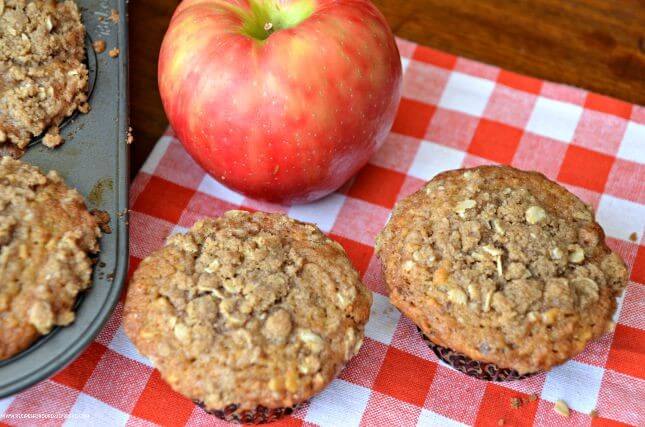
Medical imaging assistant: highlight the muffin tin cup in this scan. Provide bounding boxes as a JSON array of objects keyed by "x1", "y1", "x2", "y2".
[
  {"x1": 195, "y1": 401, "x2": 304, "y2": 424},
  {"x1": 419, "y1": 329, "x2": 538, "y2": 382}
]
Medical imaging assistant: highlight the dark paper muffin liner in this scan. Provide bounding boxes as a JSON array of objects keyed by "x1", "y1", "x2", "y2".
[
  {"x1": 418, "y1": 329, "x2": 538, "y2": 382},
  {"x1": 195, "y1": 401, "x2": 303, "y2": 424}
]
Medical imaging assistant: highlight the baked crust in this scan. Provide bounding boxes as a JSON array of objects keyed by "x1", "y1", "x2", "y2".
[
  {"x1": 124, "y1": 211, "x2": 371, "y2": 413},
  {"x1": 0, "y1": 156, "x2": 100, "y2": 360},
  {"x1": 0, "y1": 0, "x2": 88, "y2": 149},
  {"x1": 376, "y1": 166, "x2": 628, "y2": 374}
]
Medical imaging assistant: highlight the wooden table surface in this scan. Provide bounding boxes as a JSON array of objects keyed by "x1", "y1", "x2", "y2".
[{"x1": 129, "y1": 0, "x2": 645, "y2": 176}]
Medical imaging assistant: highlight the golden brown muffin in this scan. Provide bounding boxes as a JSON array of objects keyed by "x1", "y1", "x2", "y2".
[
  {"x1": 124, "y1": 210, "x2": 372, "y2": 423},
  {"x1": 0, "y1": 0, "x2": 89, "y2": 150},
  {"x1": 0, "y1": 156, "x2": 101, "y2": 360},
  {"x1": 376, "y1": 166, "x2": 628, "y2": 378}
]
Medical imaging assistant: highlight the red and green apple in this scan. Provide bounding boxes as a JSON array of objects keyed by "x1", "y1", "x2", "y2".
[{"x1": 159, "y1": 0, "x2": 402, "y2": 203}]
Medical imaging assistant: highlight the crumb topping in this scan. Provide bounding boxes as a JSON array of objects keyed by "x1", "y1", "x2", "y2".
[
  {"x1": 0, "y1": 156, "x2": 100, "y2": 360},
  {"x1": 377, "y1": 166, "x2": 628, "y2": 373},
  {"x1": 0, "y1": 0, "x2": 88, "y2": 149},
  {"x1": 125, "y1": 211, "x2": 371, "y2": 411}
]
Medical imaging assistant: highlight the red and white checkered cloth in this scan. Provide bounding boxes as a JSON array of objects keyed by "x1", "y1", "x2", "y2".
[{"x1": 2, "y1": 38, "x2": 644, "y2": 427}]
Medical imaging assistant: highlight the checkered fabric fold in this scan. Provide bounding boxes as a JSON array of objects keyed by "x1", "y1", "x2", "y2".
[{"x1": 1, "y1": 38, "x2": 643, "y2": 427}]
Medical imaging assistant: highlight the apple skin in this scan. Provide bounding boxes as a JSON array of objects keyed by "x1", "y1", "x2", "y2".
[{"x1": 159, "y1": 0, "x2": 402, "y2": 203}]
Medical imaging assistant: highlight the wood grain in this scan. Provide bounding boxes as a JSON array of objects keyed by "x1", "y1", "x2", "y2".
[
  {"x1": 129, "y1": 0, "x2": 645, "y2": 176},
  {"x1": 129, "y1": 0, "x2": 177, "y2": 174},
  {"x1": 373, "y1": 0, "x2": 644, "y2": 103}
]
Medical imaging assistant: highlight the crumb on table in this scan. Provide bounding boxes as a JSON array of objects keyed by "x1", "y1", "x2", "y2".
[
  {"x1": 554, "y1": 400, "x2": 570, "y2": 417},
  {"x1": 522, "y1": 393, "x2": 538, "y2": 404},
  {"x1": 510, "y1": 397, "x2": 522, "y2": 409},
  {"x1": 108, "y1": 48, "x2": 120, "y2": 58}
]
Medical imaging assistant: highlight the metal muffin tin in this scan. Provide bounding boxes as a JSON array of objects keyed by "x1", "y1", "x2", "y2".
[{"x1": 0, "y1": 0, "x2": 129, "y2": 397}]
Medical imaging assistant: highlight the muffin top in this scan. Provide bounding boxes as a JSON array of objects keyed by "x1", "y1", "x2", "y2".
[
  {"x1": 0, "y1": 0, "x2": 89, "y2": 149},
  {"x1": 376, "y1": 166, "x2": 627, "y2": 374},
  {"x1": 0, "y1": 156, "x2": 100, "y2": 360},
  {"x1": 124, "y1": 211, "x2": 371, "y2": 412}
]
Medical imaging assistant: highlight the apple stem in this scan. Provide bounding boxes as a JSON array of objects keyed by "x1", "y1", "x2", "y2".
[{"x1": 264, "y1": 22, "x2": 274, "y2": 34}]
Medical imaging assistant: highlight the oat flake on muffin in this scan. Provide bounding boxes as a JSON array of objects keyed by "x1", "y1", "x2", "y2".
[
  {"x1": 124, "y1": 210, "x2": 371, "y2": 423},
  {"x1": 0, "y1": 156, "x2": 101, "y2": 360},
  {"x1": 376, "y1": 166, "x2": 628, "y2": 376},
  {"x1": 0, "y1": 0, "x2": 89, "y2": 150}
]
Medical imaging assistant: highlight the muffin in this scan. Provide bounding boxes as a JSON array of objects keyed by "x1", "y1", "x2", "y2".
[
  {"x1": 0, "y1": 156, "x2": 101, "y2": 360},
  {"x1": 0, "y1": 0, "x2": 89, "y2": 151},
  {"x1": 376, "y1": 166, "x2": 628, "y2": 380},
  {"x1": 124, "y1": 210, "x2": 372, "y2": 423}
]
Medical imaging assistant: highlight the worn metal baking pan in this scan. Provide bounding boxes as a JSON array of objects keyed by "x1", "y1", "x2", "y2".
[{"x1": 0, "y1": 0, "x2": 129, "y2": 397}]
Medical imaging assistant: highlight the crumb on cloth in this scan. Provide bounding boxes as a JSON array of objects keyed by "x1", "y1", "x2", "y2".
[
  {"x1": 554, "y1": 400, "x2": 570, "y2": 417},
  {"x1": 510, "y1": 397, "x2": 522, "y2": 409}
]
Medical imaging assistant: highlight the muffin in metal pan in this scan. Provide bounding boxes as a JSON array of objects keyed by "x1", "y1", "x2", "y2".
[
  {"x1": 0, "y1": 0, "x2": 128, "y2": 398},
  {"x1": 0, "y1": 156, "x2": 100, "y2": 361},
  {"x1": 0, "y1": 0, "x2": 90, "y2": 152}
]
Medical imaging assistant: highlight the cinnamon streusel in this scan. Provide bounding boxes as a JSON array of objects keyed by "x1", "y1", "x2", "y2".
[
  {"x1": 0, "y1": 156, "x2": 100, "y2": 360},
  {"x1": 124, "y1": 210, "x2": 371, "y2": 423},
  {"x1": 0, "y1": 0, "x2": 89, "y2": 151},
  {"x1": 376, "y1": 166, "x2": 628, "y2": 379}
]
